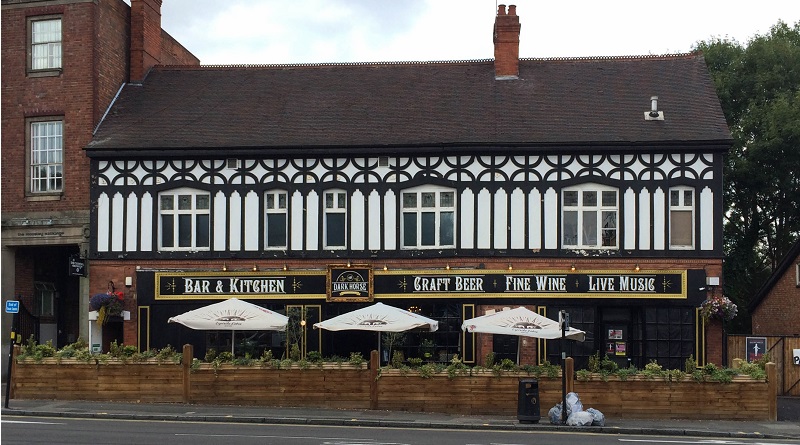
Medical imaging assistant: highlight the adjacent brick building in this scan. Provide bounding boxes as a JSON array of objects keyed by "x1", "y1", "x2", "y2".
[
  {"x1": 750, "y1": 240, "x2": 800, "y2": 336},
  {"x1": 1, "y1": 0, "x2": 197, "y2": 368}
]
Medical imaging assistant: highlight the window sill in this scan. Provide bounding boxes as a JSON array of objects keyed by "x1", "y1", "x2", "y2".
[
  {"x1": 27, "y1": 69, "x2": 62, "y2": 78},
  {"x1": 26, "y1": 193, "x2": 62, "y2": 202}
]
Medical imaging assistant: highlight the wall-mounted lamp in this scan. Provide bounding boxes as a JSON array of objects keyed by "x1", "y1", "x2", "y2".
[
  {"x1": 383, "y1": 264, "x2": 388, "y2": 271},
  {"x1": 508, "y1": 264, "x2": 513, "y2": 270},
  {"x1": 222, "y1": 263, "x2": 228, "y2": 272},
  {"x1": 283, "y1": 264, "x2": 288, "y2": 271},
  {"x1": 346, "y1": 260, "x2": 351, "y2": 267},
  {"x1": 570, "y1": 263, "x2": 576, "y2": 272},
  {"x1": 445, "y1": 264, "x2": 451, "y2": 270},
  {"x1": 125, "y1": 276, "x2": 133, "y2": 287},
  {"x1": 634, "y1": 264, "x2": 641, "y2": 272},
  {"x1": 252, "y1": 264, "x2": 258, "y2": 272}
]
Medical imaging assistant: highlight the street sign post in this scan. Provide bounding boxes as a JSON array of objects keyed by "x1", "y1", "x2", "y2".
[{"x1": 5, "y1": 300, "x2": 20, "y2": 408}]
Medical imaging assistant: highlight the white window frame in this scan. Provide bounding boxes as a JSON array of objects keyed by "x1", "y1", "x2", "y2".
[
  {"x1": 29, "y1": 16, "x2": 62, "y2": 72},
  {"x1": 669, "y1": 186, "x2": 695, "y2": 249},
  {"x1": 158, "y1": 188, "x2": 211, "y2": 251},
  {"x1": 561, "y1": 184, "x2": 618, "y2": 249},
  {"x1": 401, "y1": 186, "x2": 456, "y2": 249},
  {"x1": 27, "y1": 118, "x2": 64, "y2": 194},
  {"x1": 34, "y1": 282, "x2": 56, "y2": 317},
  {"x1": 265, "y1": 190, "x2": 288, "y2": 249},
  {"x1": 324, "y1": 190, "x2": 347, "y2": 249}
]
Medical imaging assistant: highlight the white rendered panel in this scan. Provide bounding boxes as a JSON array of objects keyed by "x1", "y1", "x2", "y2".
[
  {"x1": 460, "y1": 189, "x2": 475, "y2": 249},
  {"x1": 624, "y1": 188, "x2": 636, "y2": 250},
  {"x1": 229, "y1": 192, "x2": 242, "y2": 251},
  {"x1": 111, "y1": 193, "x2": 124, "y2": 252},
  {"x1": 638, "y1": 189, "x2": 651, "y2": 250},
  {"x1": 125, "y1": 192, "x2": 138, "y2": 252},
  {"x1": 494, "y1": 189, "x2": 508, "y2": 249},
  {"x1": 653, "y1": 188, "x2": 666, "y2": 250},
  {"x1": 368, "y1": 190, "x2": 381, "y2": 250},
  {"x1": 291, "y1": 191, "x2": 304, "y2": 250},
  {"x1": 384, "y1": 190, "x2": 397, "y2": 250},
  {"x1": 244, "y1": 191, "x2": 259, "y2": 251},
  {"x1": 544, "y1": 188, "x2": 558, "y2": 249},
  {"x1": 477, "y1": 189, "x2": 491, "y2": 249},
  {"x1": 306, "y1": 191, "x2": 319, "y2": 251},
  {"x1": 528, "y1": 189, "x2": 542, "y2": 250},
  {"x1": 351, "y1": 190, "x2": 365, "y2": 250},
  {"x1": 213, "y1": 191, "x2": 227, "y2": 251},
  {"x1": 510, "y1": 188, "x2": 525, "y2": 249},
  {"x1": 97, "y1": 193, "x2": 110, "y2": 252},
  {"x1": 140, "y1": 192, "x2": 153, "y2": 251},
  {"x1": 701, "y1": 187, "x2": 714, "y2": 250}
]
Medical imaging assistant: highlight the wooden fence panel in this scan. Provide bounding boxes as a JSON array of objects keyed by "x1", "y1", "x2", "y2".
[{"x1": 728, "y1": 335, "x2": 800, "y2": 396}]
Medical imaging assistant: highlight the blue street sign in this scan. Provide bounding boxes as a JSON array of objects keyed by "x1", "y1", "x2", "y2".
[{"x1": 5, "y1": 300, "x2": 19, "y2": 313}]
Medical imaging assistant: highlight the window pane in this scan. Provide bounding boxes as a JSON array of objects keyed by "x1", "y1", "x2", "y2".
[
  {"x1": 160, "y1": 195, "x2": 174, "y2": 210},
  {"x1": 266, "y1": 213, "x2": 287, "y2": 247},
  {"x1": 403, "y1": 213, "x2": 417, "y2": 246},
  {"x1": 196, "y1": 214, "x2": 210, "y2": 247},
  {"x1": 440, "y1": 192, "x2": 454, "y2": 207},
  {"x1": 601, "y1": 211, "x2": 616, "y2": 229},
  {"x1": 421, "y1": 212, "x2": 435, "y2": 245},
  {"x1": 601, "y1": 211, "x2": 617, "y2": 246},
  {"x1": 440, "y1": 211, "x2": 454, "y2": 245},
  {"x1": 563, "y1": 211, "x2": 578, "y2": 245},
  {"x1": 582, "y1": 210, "x2": 597, "y2": 245},
  {"x1": 564, "y1": 191, "x2": 578, "y2": 206},
  {"x1": 196, "y1": 195, "x2": 210, "y2": 210},
  {"x1": 421, "y1": 192, "x2": 435, "y2": 208},
  {"x1": 278, "y1": 193, "x2": 287, "y2": 209},
  {"x1": 325, "y1": 193, "x2": 333, "y2": 208},
  {"x1": 266, "y1": 194, "x2": 274, "y2": 209},
  {"x1": 161, "y1": 215, "x2": 174, "y2": 247},
  {"x1": 178, "y1": 195, "x2": 192, "y2": 210},
  {"x1": 337, "y1": 192, "x2": 346, "y2": 209},
  {"x1": 178, "y1": 214, "x2": 191, "y2": 247},
  {"x1": 403, "y1": 193, "x2": 417, "y2": 208},
  {"x1": 583, "y1": 191, "x2": 597, "y2": 206},
  {"x1": 670, "y1": 190, "x2": 680, "y2": 206},
  {"x1": 683, "y1": 190, "x2": 692, "y2": 206},
  {"x1": 326, "y1": 213, "x2": 346, "y2": 247},
  {"x1": 602, "y1": 191, "x2": 616, "y2": 206},
  {"x1": 671, "y1": 211, "x2": 693, "y2": 246}
]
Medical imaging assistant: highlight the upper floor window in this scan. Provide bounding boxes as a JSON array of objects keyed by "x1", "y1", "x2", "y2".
[
  {"x1": 30, "y1": 17, "x2": 62, "y2": 71},
  {"x1": 669, "y1": 187, "x2": 694, "y2": 249},
  {"x1": 29, "y1": 119, "x2": 63, "y2": 194},
  {"x1": 159, "y1": 190, "x2": 210, "y2": 250},
  {"x1": 265, "y1": 191, "x2": 287, "y2": 248},
  {"x1": 562, "y1": 185, "x2": 618, "y2": 249},
  {"x1": 402, "y1": 188, "x2": 455, "y2": 248},
  {"x1": 324, "y1": 191, "x2": 347, "y2": 248}
]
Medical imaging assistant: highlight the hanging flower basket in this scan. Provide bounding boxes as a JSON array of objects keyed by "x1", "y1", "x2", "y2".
[
  {"x1": 700, "y1": 294, "x2": 737, "y2": 322},
  {"x1": 90, "y1": 291, "x2": 124, "y2": 326}
]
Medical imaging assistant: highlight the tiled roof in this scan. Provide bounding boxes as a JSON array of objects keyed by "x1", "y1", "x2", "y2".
[{"x1": 87, "y1": 53, "x2": 732, "y2": 156}]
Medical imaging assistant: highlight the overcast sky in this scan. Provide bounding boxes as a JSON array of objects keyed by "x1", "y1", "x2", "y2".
[{"x1": 153, "y1": 0, "x2": 800, "y2": 65}]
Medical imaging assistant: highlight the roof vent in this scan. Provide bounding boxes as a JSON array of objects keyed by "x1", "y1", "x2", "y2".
[{"x1": 645, "y1": 96, "x2": 664, "y2": 120}]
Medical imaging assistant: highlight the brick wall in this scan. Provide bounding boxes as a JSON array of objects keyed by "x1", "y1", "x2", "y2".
[{"x1": 752, "y1": 252, "x2": 800, "y2": 335}]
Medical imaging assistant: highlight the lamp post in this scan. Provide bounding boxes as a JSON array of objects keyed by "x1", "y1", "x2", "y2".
[{"x1": 559, "y1": 310, "x2": 568, "y2": 425}]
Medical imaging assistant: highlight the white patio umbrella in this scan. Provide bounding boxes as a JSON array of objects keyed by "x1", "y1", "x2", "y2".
[
  {"x1": 313, "y1": 302, "x2": 438, "y2": 360},
  {"x1": 461, "y1": 306, "x2": 585, "y2": 341},
  {"x1": 314, "y1": 302, "x2": 438, "y2": 332},
  {"x1": 168, "y1": 298, "x2": 289, "y2": 354}
]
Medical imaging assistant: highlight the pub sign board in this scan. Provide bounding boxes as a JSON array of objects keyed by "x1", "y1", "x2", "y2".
[
  {"x1": 327, "y1": 265, "x2": 373, "y2": 302},
  {"x1": 68, "y1": 255, "x2": 86, "y2": 277},
  {"x1": 154, "y1": 271, "x2": 327, "y2": 300}
]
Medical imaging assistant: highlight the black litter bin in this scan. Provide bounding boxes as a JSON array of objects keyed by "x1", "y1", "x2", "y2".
[{"x1": 517, "y1": 378, "x2": 540, "y2": 423}]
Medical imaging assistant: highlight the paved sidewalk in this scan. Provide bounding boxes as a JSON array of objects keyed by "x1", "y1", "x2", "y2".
[{"x1": 3, "y1": 397, "x2": 800, "y2": 440}]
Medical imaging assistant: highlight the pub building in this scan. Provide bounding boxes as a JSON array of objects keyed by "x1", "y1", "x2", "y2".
[{"x1": 86, "y1": 5, "x2": 731, "y2": 370}]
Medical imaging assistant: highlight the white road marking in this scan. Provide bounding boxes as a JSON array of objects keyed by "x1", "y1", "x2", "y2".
[
  {"x1": 619, "y1": 439, "x2": 799, "y2": 445},
  {"x1": 1, "y1": 419, "x2": 64, "y2": 425}
]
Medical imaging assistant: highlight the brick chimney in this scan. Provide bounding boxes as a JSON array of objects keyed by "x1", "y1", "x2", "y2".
[
  {"x1": 493, "y1": 4, "x2": 521, "y2": 79},
  {"x1": 130, "y1": 0, "x2": 163, "y2": 82}
]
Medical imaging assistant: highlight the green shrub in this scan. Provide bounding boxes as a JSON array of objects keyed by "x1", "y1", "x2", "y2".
[
  {"x1": 348, "y1": 352, "x2": 365, "y2": 367},
  {"x1": 407, "y1": 357, "x2": 423, "y2": 368},
  {"x1": 204, "y1": 348, "x2": 218, "y2": 363},
  {"x1": 390, "y1": 350, "x2": 405, "y2": 368},
  {"x1": 684, "y1": 354, "x2": 698, "y2": 373},
  {"x1": 306, "y1": 350, "x2": 323, "y2": 363},
  {"x1": 484, "y1": 351, "x2": 496, "y2": 368}
]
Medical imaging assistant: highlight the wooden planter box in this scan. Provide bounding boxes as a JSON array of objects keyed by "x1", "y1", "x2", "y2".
[{"x1": 11, "y1": 352, "x2": 777, "y2": 421}]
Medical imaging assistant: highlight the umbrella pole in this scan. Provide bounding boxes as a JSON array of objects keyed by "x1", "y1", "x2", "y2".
[{"x1": 231, "y1": 330, "x2": 234, "y2": 355}]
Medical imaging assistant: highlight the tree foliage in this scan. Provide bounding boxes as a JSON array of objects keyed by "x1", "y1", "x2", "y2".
[{"x1": 694, "y1": 21, "x2": 800, "y2": 333}]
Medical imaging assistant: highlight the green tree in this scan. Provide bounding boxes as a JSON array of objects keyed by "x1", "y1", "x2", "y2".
[{"x1": 695, "y1": 21, "x2": 800, "y2": 333}]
